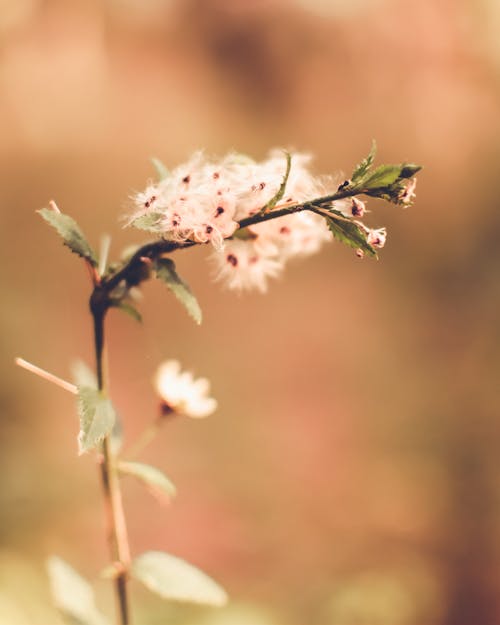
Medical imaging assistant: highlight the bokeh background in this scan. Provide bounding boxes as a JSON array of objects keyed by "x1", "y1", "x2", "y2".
[{"x1": 1, "y1": 0, "x2": 500, "y2": 623}]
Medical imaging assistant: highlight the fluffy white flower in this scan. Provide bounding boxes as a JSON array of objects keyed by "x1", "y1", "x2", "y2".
[
  {"x1": 128, "y1": 150, "x2": 332, "y2": 250},
  {"x1": 212, "y1": 239, "x2": 284, "y2": 293},
  {"x1": 154, "y1": 360, "x2": 217, "y2": 418}
]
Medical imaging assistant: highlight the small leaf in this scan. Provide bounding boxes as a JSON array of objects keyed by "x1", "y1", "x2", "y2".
[
  {"x1": 72, "y1": 360, "x2": 97, "y2": 389},
  {"x1": 77, "y1": 387, "x2": 116, "y2": 454},
  {"x1": 131, "y1": 551, "x2": 228, "y2": 607},
  {"x1": 119, "y1": 461, "x2": 176, "y2": 499},
  {"x1": 154, "y1": 257, "x2": 202, "y2": 325},
  {"x1": 113, "y1": 302, "x2": 143, "y2": 323},
  {"x1": 399, "y1": 163, "x2": 422, "y2": 179},
  {"x1": 361, "y1": 164, "x2": 402, "y2": 189},
  {"x1": 261, "y1": 151, "x2": 292, "y2": 212},
  {"x1": 151, "y1": 157, "x2": 170, "y2": 181},
  {"x1": 38, "y1": 208, "x2": 98, "y2": 266},
  {"x1": 131, "y1": 212, "x2": 165, "y2": 233},
  {"x1": 351, "y1": 140, "x2": 377, "y2": 183},
  {"x1": 326, "y1": 213, "x2": 377, "y2": 257},
  {"x1": 47, "y1": 556, "x2": 109, "y2": 625}
]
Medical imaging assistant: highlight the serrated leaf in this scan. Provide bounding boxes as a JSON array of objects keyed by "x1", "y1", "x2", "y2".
[
  {"x1": 261, "y1": 151, "x2": 292, "y2": 212},
  {"x1": 154, "y1": 257, "x2": 202, "y2": 325},
  {"x1": 131, "y1": 212, "x2": 165, "y2": 233},
  {"x1": 114, "y1": 302, "x2": 143, "y2": 323},
  {"x1": 77, "y1": 387, "x2": 116, "y2": 454},
  {"x1": 326, "y1": 213, "x2": 377, "y2": 257},
  {"x1": 119, "y1": 461, "x2": 176, "y2": 499},
  {"x1": 352, "y1": 140, "x2": 377, "y2": 183},
  {"x1": 151, "y1": 157, "x2": 170, "y2": 181},
  {"x1": 47, "y1": 556, "x2": 109, "y2": 625},
  {"x1": 38, "y1": 208, "x2": 97, "y2": 266},
  {"x1": 361, "y1": 164, "x2": 402, "y2": 189},
  {"x1": 131, "y1": 551, "x2": 228, "y2": 607}
]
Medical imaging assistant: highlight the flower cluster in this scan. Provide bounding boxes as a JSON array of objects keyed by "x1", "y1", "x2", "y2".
[
  {"x1": 154, "y1": 359, "x2": 217, "y2": 419},
  {"x1": 128, "y1": 150, "x2": 401, "y2": 292}
]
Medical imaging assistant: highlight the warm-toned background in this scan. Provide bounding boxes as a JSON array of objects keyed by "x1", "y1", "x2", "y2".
[{"x1": 1, "y1": 1, "x2": 499, "y2": 624}]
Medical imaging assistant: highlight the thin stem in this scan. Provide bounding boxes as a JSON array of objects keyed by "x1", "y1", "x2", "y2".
[
  {"x1": 125, "y1": 418, "x2": 163, "y2": 460},
  {"x1": 15, "y1": 357, "x2": 77, "y2": 395},
  {"x1": 92, "y1": 305, "x2": 131, "y2": 625},
  {"x1": 101, "y1": 186, "x2": 360, "y2": 295}
]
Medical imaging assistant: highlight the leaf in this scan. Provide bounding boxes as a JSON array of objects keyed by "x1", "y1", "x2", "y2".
[
  {"x1": 131, "y1": 551, "x2": 228, "y2": 607},
  {"x1": 351, "y1": 140, "x2": 377, "y2": 183},
  {"x1": 131, "y1": 212, "x2": 165, "y2": 233},
  {"x1": 47, "y1": 556, "x2": 109, "y2": 625},
  {"x1": 77, "y1": 387, "x2": 116, "y2": 454},
  {"x1": 71, "y1": 360, "x2": 97, "y2": 389},
  {"x1": 326, "y1": 213, "x2": 377, "y2": 258},
  {"x1": 38, "y1": 208, "x2": 98, "y2": 267},
  {"x1": 113, "y1": 302, "x2": 143, "y2": 323},
  {"x1": 151, "y1": 157, "x2": 170, "y2": 181},
  {"x1": 261, "y1": 151, "x2": 292, "y2": 212},
  {"x1": 361, "y1": 164, "x2": 402, "y2": 190},
  {"x1": 119, "y1": 461, "x2": 176, "y2": 499},
  {"x1": 399, "y1": 163, "x2": 422, "y2": 179},
  {"x1": 154, "y1": 257, "x2": 202, "y2": 325}
]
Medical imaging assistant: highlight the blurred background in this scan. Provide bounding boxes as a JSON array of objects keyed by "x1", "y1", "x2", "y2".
[{"x1": 1, "y1": 0, "x2": 500, "y2": 623}]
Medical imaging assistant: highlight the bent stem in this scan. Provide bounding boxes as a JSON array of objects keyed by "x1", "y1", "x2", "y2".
[{"x1": 92, "y1": 305, "x2": 131, "y2": 625}]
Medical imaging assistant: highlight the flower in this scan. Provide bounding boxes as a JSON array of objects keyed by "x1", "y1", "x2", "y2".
[
  {"x1": 398, "y1": 177, "x2": 417, "y2": 205},
  {"x1": 154, "y1": 360, "x2": 217, "y2": 418},
  {"x1": 212, "y1": 238, "x2": 284, "y2": 293}
]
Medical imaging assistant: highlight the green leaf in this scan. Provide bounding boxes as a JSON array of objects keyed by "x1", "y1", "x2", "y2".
[
  {"x1": 361, "y1": 164, "x2": 403, "y2": 189},
  {"x1": 351, "y1": 140, "x2": 377, "y2": 182},
  {"x1": 154, "y1": 257, "x2": 202, "y2": 325},
  {"x1": 113, "y1": 302, "x2": 143, "y2": 323},
  {"x1": 151, "y1": 157, "x2": 170, "y2": 181},
  {"x1": 119, "y1": 461, "x2": 176, "y2": 499},
  {"x1": 399, "y1": 163, "x2": 422, "y2": 179},
  {"x1": 261, "y1": 151, "x2": 292, "y2": 212},
  {"x1": 38, "y1": 208, "x2": 98, "y2": 267},
  {"x1": 131, "y1": 551, "x2": 228, "y2": 607},
  {"x1": 131, "y1": 212, "x2": 165, "y2": 233},
  {"x1": 47, "y1": 556, "x2": 109, "y2": 625},
  {"x1": 326, "y1": 213, "x2": 377, "y2": 257},
  {"x1": 77, "y1": 387, "x2": 116, "y2": 454}
]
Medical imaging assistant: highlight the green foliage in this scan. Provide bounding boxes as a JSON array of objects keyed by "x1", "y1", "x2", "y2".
[
  {"x1": 77, "y1": 387, "x2": 116, "y2": 454},
  {"x1": 326, "y1": 211, "x2": 377, "y2": 257},
  {"x1": 361, "y1": 164, "x2": 402, "y2": 189},
  {"x1": 130, "y1": 213, "x2": 165, "y2": 233},
  {"x1": 113, "y1": 301, "x2": 143, "y2": 323},
  {"x1": 261, "y1": 151, "x2": 292, "y2": 212},
  {"x1": 47, "y1": 556, "x2": 109, "y2": 625},
  {"x1": 151, "y1": 157, "x2": 170, "y2": 181},
  {"x1": 351, "y1": 140, "x2": 377, "y2": 183},
  {"x1": 38, "y1": 208, "x2": 98, "y2": 267},
  {"x1": 118, "y1": 461, "x2": 176, "y2": 499},
  {"x1": 131, "y1": 551, "x2": 228, "y2": 607},
  {"x1": 154, "y1": 257, "x2": 202, "y2": 325}
]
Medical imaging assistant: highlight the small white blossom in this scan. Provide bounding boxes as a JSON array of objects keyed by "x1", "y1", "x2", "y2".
[
  {"x1": 398, "y1": 177, "x2": 417, "y2": 205},
  {"x1": 366, "y1": 227, "x2": 387, "y2": 249},
  {"x1": 212, "y1": 239, "x2": 284, "y2": 293},
  {"x1": 154, "y1": 360, "x2": 217, "y2": 418}
]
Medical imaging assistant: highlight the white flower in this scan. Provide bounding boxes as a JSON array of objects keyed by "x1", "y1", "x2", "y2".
[
  {"x1": 366, "y1": 227, "x2": 387, "y2": 249},
  {"x1": 212, "y1": 239, "x2": 284, "y2": 293},
  {"x1": 154, "y1": 360, "x2": 217, "y2": 418}
]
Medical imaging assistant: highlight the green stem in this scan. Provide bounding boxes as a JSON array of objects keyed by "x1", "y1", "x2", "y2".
[{"x1": 92, "y1": 302, "x2": 131, "y2": 625}]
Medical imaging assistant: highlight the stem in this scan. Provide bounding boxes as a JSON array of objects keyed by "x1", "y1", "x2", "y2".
[
  {"x1": 101, "y1": 186, "x2": 361, "y2": 295},
  {"x1": 92, "y1": 303, "x2": 131, "y2": 625}
]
